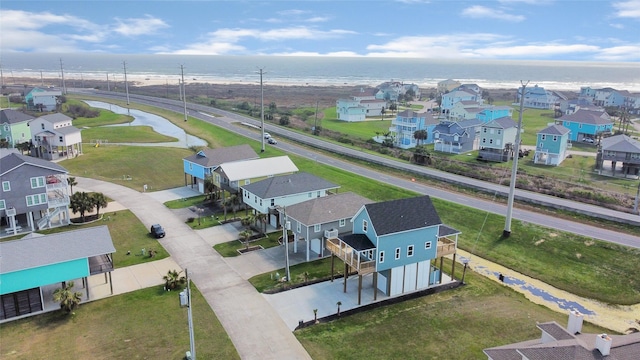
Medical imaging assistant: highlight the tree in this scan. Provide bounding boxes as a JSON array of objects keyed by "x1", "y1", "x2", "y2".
[
  {"x1": 389, "y1": 102, "x2": 397, "y2": 115},
  {"x1": 70, "y1": 192, "x2": 94, "y2": 222},
  {"x1": 239, "y1": 229, "x2": 253, "y2": 250},
  {"x1": 16, "y1": 141, "x2": 30, "y2": 155},
  {"x1": 163, "y1": 269, "x2": 186, "y2": 290},
  {"x1": 67, "y1": 177, "x2": 78, "y2": 195},
  {"x1": 91, "y1": 192, "x2": 108, "y2": 218},
  {"x1": 204, "y1": 175, "x2": 216, "y2": 200},
  {"x1": 255, "y1": 212, "x2": 268, "y2": 235},
  {"x1": 279, "y1": 115, "x2": 290, "y2": 126},
  {"x1": 413, "y1": 129, "x2": 428, "y2": 146},
  {"x1": 53, "y1": 281, "x2": 82, "y2": 313}
]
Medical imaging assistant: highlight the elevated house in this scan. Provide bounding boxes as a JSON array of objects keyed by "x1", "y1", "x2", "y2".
[
  {"x1": 182, "y1": 144, "x2": 259, "y2": 194},
  {"x1": 214, "y1": 156, "x2": 298, "y2": 197},
  {"x1": 326, "y1": 195, "x2": 461, "y2": 304},
  {"x1": 437, "y1": 79, "x2": 461, "y2": 94},
  {"x1": 336, "y1": 88, "x2": 385, "y2": 122},
  {"x1": 0, "y1": 109, "x2": 33, "y2": 148},
  {"x1": 0, "y1": 226, "x2": 115, "y2": 322},
  {"x1": 241, "y1": 172, "x2": 340, "y2": 228},
  {"x1": 517, "y1": 85, "x2": 557, "y2": 110},
  {"x1": 476, "y1": 106, "x2": 513, "y2": 124},
  {"x1": 24, "y1": 88, "x2": 62, "y2": 112},
  {"x1": 449, "y1": 100, "x2": 483, "y2": 120},
  {"x1": 441, "y1": 89, "x2": 482, "y2": 115},
  {"x1": 433, "y1": 118, "x2": 482, "y2": 154},
  {"x1": 477, "y1": 117, "x2": 518, "y2": 162},
  {"x1": 389, "y1": 109, "x2": 439, "y2": 149},
  {"x1": 533, "y1": 124, "x2": 571, "y2": 166},
  {"x1": 29, "y1": 113, "x2": 82, "y2": 160},
  {"x1": 1, "y1": 151, "x2": 71, "y2": 235},
  {"x1": 557, "y1": 109, "x2": 614, "y2": 142},
  {"x1": 280, "y1": 192, "x2": 372, "y2": 262},
  {"x1": 375, "y1": 81, "x2": 421, "y2": 102},
  {"x1": 596, "y1": 134, "x2": 640, "y2": 178},
  {"x1": 484, "y1": 310, "x2": 640, "y2": 360}
]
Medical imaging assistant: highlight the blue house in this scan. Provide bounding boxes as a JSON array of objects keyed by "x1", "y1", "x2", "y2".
[
  {"x1": 517, "y1": 85, "x2": 557, "y2": 110},
  {"x1": 533, "y1": 124, "x2": 571, "y2": 166},
  {"x1": 441, "y1": 89, "x2": 480, "y2": 115},
  {"x1": 326, "y1": 195, "x2": 461, "y2": 303},
  {"x1": 390, "y1": 109, "x2": 439, "y2": 149},
  {"x1": 433, "y1": 119, "x2": 482, "y2": 154},
  {"x1": 24, "y1": 88, "x2": 62, "y2": 112},
  {"x1": 182, "y1": 144, "x2": 258, "y2": 193},
  {"x1": 0, "y1": 226, "x2": 115, "y2": 321},
  {"x1": 476, "y1": 106, "x2": 513, "y2": 123},
  {"x1": 557, "y1": 109, "x2": 613, "y2": 142}
]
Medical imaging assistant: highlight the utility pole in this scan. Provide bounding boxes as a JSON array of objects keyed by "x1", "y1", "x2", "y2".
[
  {"x1": 282, "y1": 208, "x2": 291, "y2": 282},
  {"x1": 503, "y1": 80, "x2": 529, "y2": 238},
  {"x1": 634, "y1": 181, "x2": 640, "y2": 215},
  {"x1": 60, "y1": 58, "x2": 67, "y2": 95},
  {"x1": 257, "y1": 67, "x2": 266, "y2": 152},
  {"x1": 181, "y1": 65, "x2": 187, "y2": 121},
  {"x1": 180, "y1": 269, "x2": 196, "y2": 360},
  {"x1": 107, "y1": 73, "x2": 110, "y2": 91},
  {"x1": 123, "y1": 61, "x2": 130, "y2": 106},
  {"x1": 314, "y1": 100, "x2": 319, "y2": 135},
  {"x1": 40, "y1": 71, "x2": 44, "y2": 87}
]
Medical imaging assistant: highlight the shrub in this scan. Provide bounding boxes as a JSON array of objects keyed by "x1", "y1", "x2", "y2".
[{"x1": 187, "y1": 217, "x2": 195, "y2": 223}]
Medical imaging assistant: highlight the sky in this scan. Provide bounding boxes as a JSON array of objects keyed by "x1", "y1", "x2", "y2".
[{"x1": 1, "y1": 0, "x2": 640, "y2": 62}]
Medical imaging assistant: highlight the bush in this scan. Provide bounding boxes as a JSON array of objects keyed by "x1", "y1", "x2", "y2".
[{"x1": 187, "y1": 217, "x2": 195, "y2": 223}]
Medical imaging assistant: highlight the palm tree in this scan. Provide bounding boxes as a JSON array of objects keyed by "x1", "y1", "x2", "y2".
[
  {"x1": 70, "y1": 192, "x2": 95, "y2": 222},
  {"x1": 91, "y1": 192, "x2": 108, "y2": 218},
  {"x1": 53, "y1": 281, "x2": 82, "y2": 313},
  {"x1": 313, "y1": 308, "x2": 318, "y2": 323},
  {"x1": 255, "y1": 213, "x2": 268, "y2": 235},
  {"x1": 67, "y1": 176, "x2": 78, "y2": 195},
  {"x1": 163, "y1": 269, "x2": 186, "y2": 290},
  {"x1": 413, "y1": 129, "x2": 428, "y2": 146},
  {"x1": 204, "y1": 175, "x2": 216, "y2": 200},
  {"x1": 239, "y1": 229, "x2": 253, "y2": 250}
]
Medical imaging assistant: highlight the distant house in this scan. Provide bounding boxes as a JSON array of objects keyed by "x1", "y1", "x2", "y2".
[
  {"x1": 0, "y1": 226, "x2": 115, "y2": 321},
  {"x1": 214, "y1": 156, "x2": 298, "y2": 195},
  {"x1": 375, "y1": 82, "x2": 421, "y2": 102},
  {"x1": 477, "y1": 117, "x2": 518, "y2": 162},
  {"x1": 390, "y1": 109, "x2": 440, "y2": 149},
  {"x1": 437, "y1": 79, "x2": 461, "y2": 94},
  {"x1": 25, "y1": 88, "x2": 62, "y2": 112},
  {"x1": 596, "y1": 134, "x2": 640, "y2": 178},
  {"x1": 517, "y1": 85, "x2": 557, "y2": 110},
  {"x1": 557, "y1": 109, "x2": 614, "y2": 142},
  {"x1": 30, "y1": 113, "x2": 82, "y2": 160},
  {"x1": 327, "y1": 195, "x2": 461, "y2": 303},
  {"x1": 581, "y1": 86, "x2": 640, "y2": 114},
  {"x1": 1, "y1": 150, "x2": 71, "y2": 235},
  {"x1": 441, "y1": 89, "x2": 482, "y2": 115},
  {"x1": 484, "y1": 310, "x2": 640, "y2": 360},
  {"x1": 433, "y1": 119, "x2": 482, "y2": 154},
  {"x1": 533, "y1": 124, "x2": 571, "y2": 166},
  {"x1": 182, "y1": 144, "x2": 259, "y2": 193},
  {"x1": 449, "y1": 101, "x2": 483, "y2": 120},
  {"x1": 280, "y1": 192, "x2": 372, "y2": 262},
  {"x1": 241, "y1": 172, "x2": 340, "y2": 228},
  {"x1": 0, "y1": 109, "x2": 33, "y2": 148},
  {"x1": 336, "y1": 88, "x2": 385, "y2": 121},
  {"x1": 475, "y1": 106, "x2": 513, "y2": 123}
]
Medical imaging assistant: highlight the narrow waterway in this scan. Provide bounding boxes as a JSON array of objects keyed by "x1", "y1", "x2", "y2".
[{"x1": 83, "y1": 101, "x2": 207, "y2": 148}]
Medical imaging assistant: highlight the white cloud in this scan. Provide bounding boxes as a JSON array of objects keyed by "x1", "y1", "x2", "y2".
[
  {"x1": 365, "y1": 33, "x2": 509, "y2": 58},
  {"x1": 113, "y1": 15, "x2": 169, "y2": 37},
  {"x1": 594, "y1": 45, "x2": 640, "y2": 61},
  {"x1": 471, "y1": 44, "x2": 601, "y2": 58},
  {"x1": 612, "y1": 0, "x2": 640, "y2": 18},
  {"x1": 461, "y1": 5, "x2": 525, "y2": 22}
]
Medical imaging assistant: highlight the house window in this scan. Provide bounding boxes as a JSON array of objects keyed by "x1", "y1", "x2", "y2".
[
  {"x1": 30, "y1": 177, "x2": 45, "y2": 188},
  {"x1": 2, "y1": 181, "x2": 10, "y2": 191},
  {"x1": 482, "y1": 138, "x2": 486, "y2": 143},
  {"x1": 297, "y1": 222, "x2": 301, "y2": 232},
  {"x1": 314, "y1": 224, "x2": 321, "y2": 232},
  {"x1": 541, "y1": 134, "x2": 546, "y2": 141},
  {"x1": 3, "y1": 124, "x2": 8, "y2": 131},
  {"x1": 244, "y1": 179, "x2": 250, "y2": 185},
  {"x1": 362, "y1": 220, "x2": 368, "y2": 232},
  {"x1": 59, "y1": 136, "x2": 63, "y2": 142},
  {"x1": 317, "y1": 191, "x2": 321, "y2": 198},
  {"x1": 270, "y1": 199, "x2": 275, "y2": 206},
  {"x1": 259, "y1": 199, "x2": 262, "y2": 206},
  {"x1": 0, "y1": 200, "x2": 5, "y2": 210},
  {"x1": 26, "y1": 193, "x2": 47, "y2": 206},
  {"x1": 425, "y1": 241, "x2": 432, "y2": 250},
  {"x1": 41, "y1": 123, "x2": 45, "y2": 130},
  {"x1": 254, "y1": 196, "x2": 257, "y2": 203},
  {"x1": 339, "y1": 219, "x2": 346, "y2": 227},
  {"x1": 189, "y1": 163, "x2": 193, "y2": 170},
  {"x1": 407, "y1": 245, "x2": 414, "y2": 257},
  {"x1": 483, "y1": 128, "x2": 487, "y2": 133},
  {"x1": 489, "y1": 139, "x2": 494, "y2": 144},
  {"x1": 497, "y1": 130, "x2": 502, "y2": 135},
  {"x1": 553, "y1": 136, "x2": 558, "y2": 142},
  {"x1": 395, "y1": 247, "x2": 401, "y2": 260},
  {"x1": 308, "y1": 192, "x2": 312, "y2": 198},
  {"x1": 215, "y1": 174, "x2": 220, "y2": 183},
  {"x1": 379, "y1": 251, "x2": 385, "y2": 263}
]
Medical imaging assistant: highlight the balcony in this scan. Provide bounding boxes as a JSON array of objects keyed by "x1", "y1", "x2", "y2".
[
  {"x1": 436, "y1": 237, "x2": 457, "y2": 257},
  {"x1": 327, "y1": 238, "x2": 376, "y2": 275}
]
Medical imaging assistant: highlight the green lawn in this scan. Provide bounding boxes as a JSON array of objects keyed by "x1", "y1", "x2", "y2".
[
  {"x1": 81, "y1": 125, "x2": 178, "y2": 143},
  {"x1": 214, "y1": 231, "x2": 281, "y2": 257},
  {"x1": 320, "y1": 107, "x2": 394, "y2": 141},
  {"x1": 248, "y1": 257, "x2": 341, "y2": 293},
  {"x1": 65, "y1": 99, "x2": 134, "y2": 127},
  {"x1": 0, "y1": 285, "x2": 239, "y2": 360}
]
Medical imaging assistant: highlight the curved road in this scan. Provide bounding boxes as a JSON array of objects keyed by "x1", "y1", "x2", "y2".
[{"x1": 74, "y1": 89, "x2": 640, "y2": 249}]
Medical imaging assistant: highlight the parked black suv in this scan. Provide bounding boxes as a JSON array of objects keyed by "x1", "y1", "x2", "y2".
[{"x1": 150, "y1": 224, "x2": 166, "y2": 238}]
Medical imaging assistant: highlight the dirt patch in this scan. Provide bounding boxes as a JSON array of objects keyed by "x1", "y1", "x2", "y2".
[{"x1": 534, "y1": 239, "x2": 545, "y2": 246}]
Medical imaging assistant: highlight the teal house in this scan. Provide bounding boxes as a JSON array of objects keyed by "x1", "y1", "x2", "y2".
[
  {"x1": 182, "y1": 144, "x2": 258, "y2": 193},
  {"x1": 557, "y1": 109, "x2": 613, "y2": 142},
  {"x1": 533, "y1": 124, "x2": 571, "y2": 166},
  {"x1": 327, "y1": 195, "x2": 460, "y2": 304},
  {"x1": 0, "y1": 226, "x2": 115, "y2": 321},
  {"x1": 0, "y1": 109, "x2": 33, "y2": 148}
]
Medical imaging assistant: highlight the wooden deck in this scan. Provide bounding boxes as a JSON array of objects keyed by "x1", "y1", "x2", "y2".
[
  {"x1": 437, "y1": 237, "x2": 456, "y2": 257},
  {"x1": 326, "y1": 238, "x2": 376, "y2": 275}
]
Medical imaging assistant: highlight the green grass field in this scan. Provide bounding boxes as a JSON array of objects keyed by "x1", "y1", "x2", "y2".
[{"x1": 81, "y1": 125, "x2": 178, "y2": 143}]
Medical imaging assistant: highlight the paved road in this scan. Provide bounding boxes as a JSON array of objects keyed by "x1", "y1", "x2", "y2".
[
  {"x1": 77, "y1": 177, "x2": 311, "y2": 360},
  {"x1": 74, "y1": 89, "x2": 640, "y2": 249}
]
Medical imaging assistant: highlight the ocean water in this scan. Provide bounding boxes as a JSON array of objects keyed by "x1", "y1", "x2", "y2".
[{"x1": 2, "y1": 53, "x2": 639, "y2": 92}]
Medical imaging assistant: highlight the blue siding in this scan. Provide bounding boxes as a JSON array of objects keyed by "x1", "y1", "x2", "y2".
[
  {"x1": 376, "y1": 227, "x2": 438, "y2": 272},
  {"x1": 183, "y1": 160, "x2": 207, "y2": 179},
  {"x1": 0, "y1": 258, "x2": 89, "y2": 295},
  {"x1": 562, "y1": 121, "x2": 613, "y2": 141}
]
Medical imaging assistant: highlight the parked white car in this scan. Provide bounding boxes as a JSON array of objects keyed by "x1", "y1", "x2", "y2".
[{"x1": 263, "y1": 132, "x2": 271, "y2": 139}]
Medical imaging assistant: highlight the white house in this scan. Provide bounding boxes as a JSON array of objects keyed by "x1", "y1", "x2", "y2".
[{"x1": 30, "y1": 113, "x2": 82, "y2": 160}]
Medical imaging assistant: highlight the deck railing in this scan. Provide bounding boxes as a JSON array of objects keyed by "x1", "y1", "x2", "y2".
[
  {"x1": 437, "y1": 237, "x2": 457, "y2": 257},
  {"x1": 327, "y1": 238, "x2": 376, "y2": 275}
]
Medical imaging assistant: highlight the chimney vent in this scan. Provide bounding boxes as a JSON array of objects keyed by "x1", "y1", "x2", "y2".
[
  {"x1": 595, "y1": 334, "x2": 612, "y2": 356},
  {"x1": 567, "y1": 309, "x2": 583, "y2": 334}
]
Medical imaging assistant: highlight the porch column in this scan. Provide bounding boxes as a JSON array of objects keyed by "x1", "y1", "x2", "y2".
[
  {"x1": 85, "y1": 277, "x2": 90, "y2": 299},
  {"x1": 451, "y1": 253, "x2": 456, "y2": 282},
  {"x1": 330, "y1": 254, "x2": 335, "y2": 282},
  {"x1": 306, "y1": 235, "x2": 310, "y2": 262},
  {"x1": 439, "y1": 257, "x2": 444, "y2": 284},
  {"x1": 358, "y1": 275, "x2": 362, "y2": 305},
  {"x1": 373, "y1": 272, "x2": 378, "y2": 301},
  {"x1": 343, "y1": 263, "x2": 348, "y2": 293},
  {"x1": 109, "y1": 272, "x2": 113, "y2": 295}
]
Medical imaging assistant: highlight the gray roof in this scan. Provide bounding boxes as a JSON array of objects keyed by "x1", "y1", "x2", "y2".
[
  {"x1": 285, "y1": 192, "x2": 372, "y2": 226},
  {"x1": 56, "y1": 125, "x2": 81, "y2": 135},
  {"x1": 433, "y1": 119, "x2": 481, "y2": 136},
  {"x1": 363, "y1": 195, "x2": 442, "y2": 236},
  {"x1": 559, "y1": 109, "x2": 612, "y2": 125},
  {"x1": 242, "y1": 172, "x2": 339, "y2": 199},
  {"x1": 538, "y1": 124, "x2": 570, "y2": 136},
  {"x1": 0, "y1": 226, "x2": 115, "y2": 274},
  {"x1": 0, "y1": 109, "x2": 34, "y2": 124},
  {"x1": 438, "y1": 224, "x2": 461, "y2": 237},
  {"x1": 0, "y1": 152, "x2": 68, "y2": 176},
  {"x1": 341, "y1": 233, "x2": 375, "y2": 251},
  {"x1": 538, "y1": 322, "x2": 574, "y2": 341},
  {"x1": 601, "y1": 135, "x2": 640, "y2": 153},
  {"x1": 486, "y1": 117, "x2": 517, "y2": 129},
  {"x1": 37, "y1": 112, "x2": 73, "y2": 124},
  {"x1": 183, "y1": 144, "x2": 259, "y2": 168}
]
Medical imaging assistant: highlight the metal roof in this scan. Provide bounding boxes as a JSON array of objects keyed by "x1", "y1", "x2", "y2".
[
  {"x1": 284, "y1": 192, "x2": 372, "y2": 226},
  {"x1": 218, "y1": 156, "x2": 298, "y2": 182},
  {"x1": 0, "y1": 152, "x2": 68, "y2": 176},
  {"x1": 242, "y1": 172, "x2": 339, "y2": 199},
  {"x1": 183, "y1": 144, "x2": 259, "y2": 168}
]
